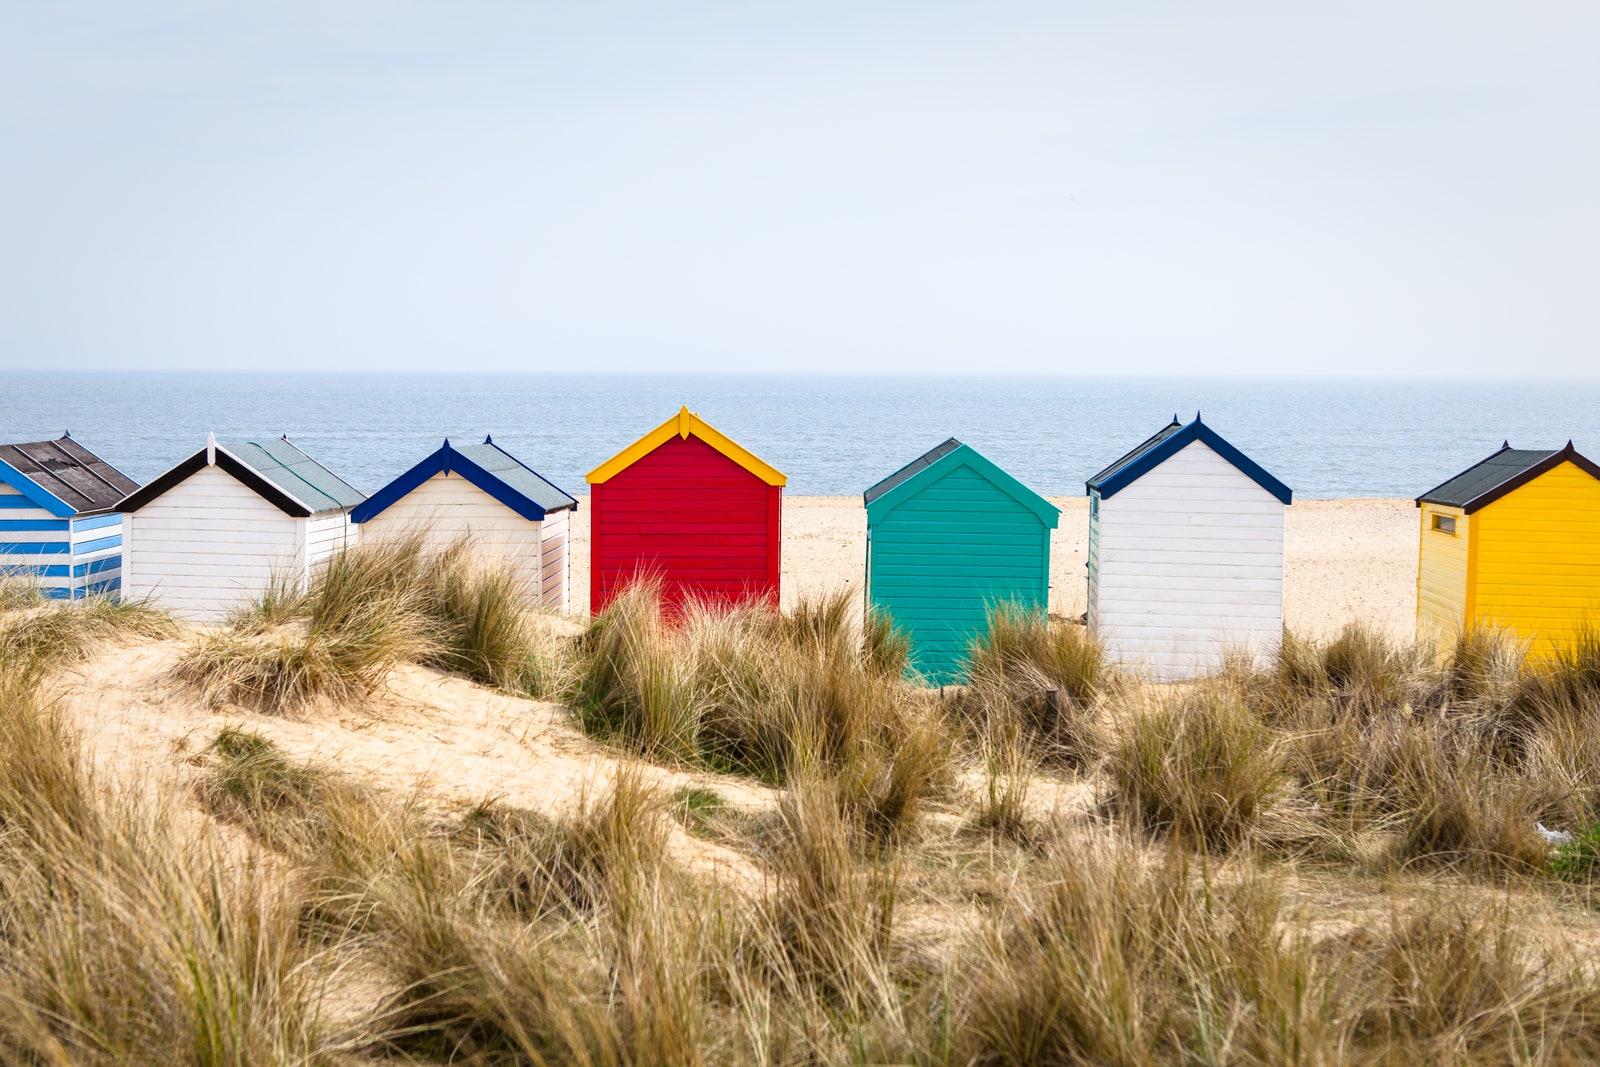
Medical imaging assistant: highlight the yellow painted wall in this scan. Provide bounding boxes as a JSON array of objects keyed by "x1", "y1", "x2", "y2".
[
  {"x1": 1471, "y1": 461, "x2": 1600, "y2": 656},
  {"x1": 1417, "y1": 503, "x2": 1469, "y2": 642}
]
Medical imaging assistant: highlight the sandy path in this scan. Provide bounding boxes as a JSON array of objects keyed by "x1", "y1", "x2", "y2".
[{"x1": 52, "y1": 640, "x2": 774, "y2": 888}]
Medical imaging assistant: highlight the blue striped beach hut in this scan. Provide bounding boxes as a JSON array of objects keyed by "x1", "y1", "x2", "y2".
[{"x1": 0, "y1": 435, "x2": 138, "y2": 600}]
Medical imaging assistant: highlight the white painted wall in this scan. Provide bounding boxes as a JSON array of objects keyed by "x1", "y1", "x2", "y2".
[
  {"x1": 359, "y1": 471, "x2": 569, "y2": 607},
  {"x1": 306, "y1": 509, "x2": 358, "y2": 571},
  {"x1": 1089, "y1": 439, "x2": 1285, "y2": 681},
  {"x1": 123, "y1": 465, "x2": 305, "y2": 622}
]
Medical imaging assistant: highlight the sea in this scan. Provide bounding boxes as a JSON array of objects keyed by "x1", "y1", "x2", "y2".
[{"x1": 4, "y1": 373, "x2": 1599, "y2": 500}]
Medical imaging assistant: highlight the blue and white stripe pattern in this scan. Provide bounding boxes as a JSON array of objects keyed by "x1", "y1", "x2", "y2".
[{"x1": 0, "y1": 482, "x2": 124, "y2": 600}]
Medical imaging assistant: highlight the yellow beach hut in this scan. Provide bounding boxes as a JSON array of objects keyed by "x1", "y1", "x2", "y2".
[{"x1": 1415, "y1": 441, "x2": 1600, "y2": 656}]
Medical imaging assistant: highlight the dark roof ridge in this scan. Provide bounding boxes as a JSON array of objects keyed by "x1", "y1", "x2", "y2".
[
  {"x1": 1417, "y1": 440, "x2": 1600, "y2": 513},
  {"x1": 862, "y1": 437, "x2": 964, "y2": 505}
]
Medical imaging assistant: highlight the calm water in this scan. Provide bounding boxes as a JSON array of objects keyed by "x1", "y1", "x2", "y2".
[{"x1": 4, "y1": 374, "x2": 1598, "y2": 500}]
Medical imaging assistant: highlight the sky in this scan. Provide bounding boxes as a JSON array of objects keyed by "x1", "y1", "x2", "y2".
[{"x1": 1, "y1": 2, "x2": 1596, "y2": 377}]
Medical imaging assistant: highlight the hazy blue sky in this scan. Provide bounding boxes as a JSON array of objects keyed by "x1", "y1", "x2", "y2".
[{"x1": 2, "y1": 3, "x2": 1596, "y2": 376}]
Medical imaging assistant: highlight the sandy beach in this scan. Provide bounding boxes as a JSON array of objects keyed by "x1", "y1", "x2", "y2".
[{"x1": 567, "y1": 495, "x2": 1420, "y2": 640}]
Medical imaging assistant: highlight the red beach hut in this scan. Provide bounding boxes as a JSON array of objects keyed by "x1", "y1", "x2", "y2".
[{"x1": 586, "y1": 407, "x2": 785, "y2": 613}]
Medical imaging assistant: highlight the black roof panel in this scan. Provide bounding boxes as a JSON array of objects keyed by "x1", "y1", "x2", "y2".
[
  {"x1": 1417, "y1": 442, "x2": 1600, "y2": 513},
  {"x1": 0, "y1": 436, "x2": 139, "y2": 514}
]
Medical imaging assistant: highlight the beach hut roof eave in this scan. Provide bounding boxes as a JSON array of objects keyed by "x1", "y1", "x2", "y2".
[
  {"x1": 351, "y1": 438, "x2": 578, "y2": 524},
  {"x1": 0, "y1": 436, "x2": 140, "y2": 516},
  {"x1": 864, "y1": 441, "x2": 1059, "y2": 528},
  {"x1": 1088, "y1": 417, "x2": 1292, "y2": 505},
  {"x1": 862, "y1": 437, "x2": 964, "y2": 505},
  {"x1": 1415, "y1": 442, "x2": 1600, "y2": 513},
  {"x1": 586, "y1": 406, "x2": 786, "y2": 486},
  {"x1": 117, "y1": 438, "x2": 364, "y2": 517}
]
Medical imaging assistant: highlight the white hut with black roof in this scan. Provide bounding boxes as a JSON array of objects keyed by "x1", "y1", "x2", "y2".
[
  {"x1": 350, "y1": 436, "x2": 579, "y2": 609},
  {"x1": 1085, "y1": 414, "x2": 1292, "y2": 681},
  {"x1": 0, "y1": 434, "x2": 139, "y2": 600},
  {"x1": 117, "y1": 434, "x2": 365, "y2": 621}
]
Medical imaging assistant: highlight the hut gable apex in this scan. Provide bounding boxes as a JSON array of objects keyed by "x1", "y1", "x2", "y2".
[
  {"x1": 1088, "y1": 416, "x2": 1292, "y2": 505},
  {"x1": 351, "y1": 438, "x2": 578, "y2": 524},
  {"x1": 1415, "y1": 441, "x2": 1600, "y2": 514},
  {"x1": 865, "y1": 441, "x2": 1059, "y2": 528},
  {"x1": 586, "y1": 406, "x2": 786, "y2": 487},
  {"x1": 117, "y1": 437, "x2": 363, "y2": 518}
]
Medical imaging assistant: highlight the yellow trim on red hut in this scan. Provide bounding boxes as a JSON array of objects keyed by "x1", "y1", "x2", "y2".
[{"x1": 585, "y1": 406, "x2": 787, "y2": 486}]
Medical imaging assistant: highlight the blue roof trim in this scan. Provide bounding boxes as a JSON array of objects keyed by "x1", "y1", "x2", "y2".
[
  {"x1": 1091, "y1": 419, "x2": 1292, "y2": 504},
  {"x1": 0, "y1": 458, "x2": 76, "y2": 517},
  {"x1": 865, "y1": 442, "x2": 1060, "y2": 528},
  {"x1": 351, "y1": 441, "x2": 561, "y2": 524}
]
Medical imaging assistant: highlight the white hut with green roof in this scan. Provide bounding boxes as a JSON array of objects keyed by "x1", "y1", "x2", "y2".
[{"x1": 117, "y1": 434, "x2": 366, "y2": 621}]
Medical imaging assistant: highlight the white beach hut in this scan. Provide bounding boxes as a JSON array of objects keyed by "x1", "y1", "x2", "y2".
[
  {"x1": 117, "y1": 435, "x2": 365, "y2": 621},
  {"x1": 350, "y1": 436, "x2": 579, "y2": 609},
  {"x1": 0, "y1": 434, "x2": 139, "y2": 600},
  {"x1": 1085, "y1": 415, "x2": 1292, "y2": 681}
]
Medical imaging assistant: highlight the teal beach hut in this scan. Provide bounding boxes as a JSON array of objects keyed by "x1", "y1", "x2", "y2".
[{"x1": 863, "y1": 439, "x2": 1060, "y2": 685}]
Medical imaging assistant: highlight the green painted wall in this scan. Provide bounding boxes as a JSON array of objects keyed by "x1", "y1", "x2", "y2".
[{"x1": 866, "y1": 461, "x2": 1052, "y2": 685}]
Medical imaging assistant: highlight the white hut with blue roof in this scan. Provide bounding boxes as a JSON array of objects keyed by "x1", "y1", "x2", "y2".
[
  {"x1": 0, "y1": 434, "x2": 139, "y2": 600},
  {"x1": 117, "y1": 434, "x2": 366, "y2": 621},
  {"x1": 1086, "y1": 414, "x2": 1292, "y2": 681},
  {"x1": 350, "y1": 436, "x2": 579, "y2": 609}
]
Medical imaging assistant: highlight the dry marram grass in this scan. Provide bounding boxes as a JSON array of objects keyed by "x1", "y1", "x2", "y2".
[{"x1": 9, "y1": 574, "x2": 1600, "y2": 1063}]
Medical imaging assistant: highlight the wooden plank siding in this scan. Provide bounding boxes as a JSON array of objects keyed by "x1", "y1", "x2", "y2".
[
  {"x1": 1416, "y1": 504, "x2": 1469, "y2": 644},
  {"x1": 868, "y1": 463, "x2": 1051, "y2": 686},
  {"x1": 590, "y1": 434, "x2": 780, "y2": 613},
  {"x1": 123, "y1": 465, "x2": 304, "y2": 621},
  {"x1": 1469, "y1": 462, "x2": 1600, "y2": 656},
  {"x1": 539, "y1": 508, "x2": 569, "y2": 609},
  {"x1": 1089, "y1": 440, "x2": 1285, "y2": 681},
  {"x1": 359, "y1": 471, "x2": 561, "y2": 604},
  {"x1": 305, "y1": 511, "x2": 358, "y2": 572}
]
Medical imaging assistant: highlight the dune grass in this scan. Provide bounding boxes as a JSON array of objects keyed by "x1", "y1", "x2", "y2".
[
  {"x1": 958, "y1": 605, "x2": 1109, "y2": 770},
  {"x1": 1110, "y1": 681, "x2": 1285, "y2": 851},
  {"x1": 17, "y1": 561, "x2": 1600, "y2": 1062},
  {"x1": 569, "y1": 585, "x2": 953, "y2": 841},
  {"x1": 171, "y1": 534, "x2": 562, "y2": 712},
  {"x1": 0, "y1": 593, "x2": 177, "y2": 688},
  {"x1": 0, "y1": 665, "x2": 334, "y2": 1063}
]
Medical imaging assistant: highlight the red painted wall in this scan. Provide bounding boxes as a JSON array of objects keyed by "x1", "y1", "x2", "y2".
[{"x1": 590, "y1": 433, "x2": 781, "y2": 613}]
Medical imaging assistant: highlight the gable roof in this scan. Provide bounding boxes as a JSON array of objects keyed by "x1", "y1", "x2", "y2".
[
  {"x1": 350, "y1": 436, "x2": 578, "y2": 524},
  {"x1": 0, "y1": 435, "x2": 138, "y2": 517},
  {"x1": 863, "y1": 437, "x2": 964, "y2": 506},
  {"x1": 864, "y1": 439, "x2": 1059, "y2": 528},
  {"x1": 586, "y1": 406, "x2": 786, "y2": 486},
  {"x1": 1416, "y1": 441, "x2": 1600, "y2": 514},
  {"x1": 118, "y1": 435, "x2": 365, "y2": 517},
  {"x1": 1087, "y1": 415, "x2": 1292, "y2": 505}
]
